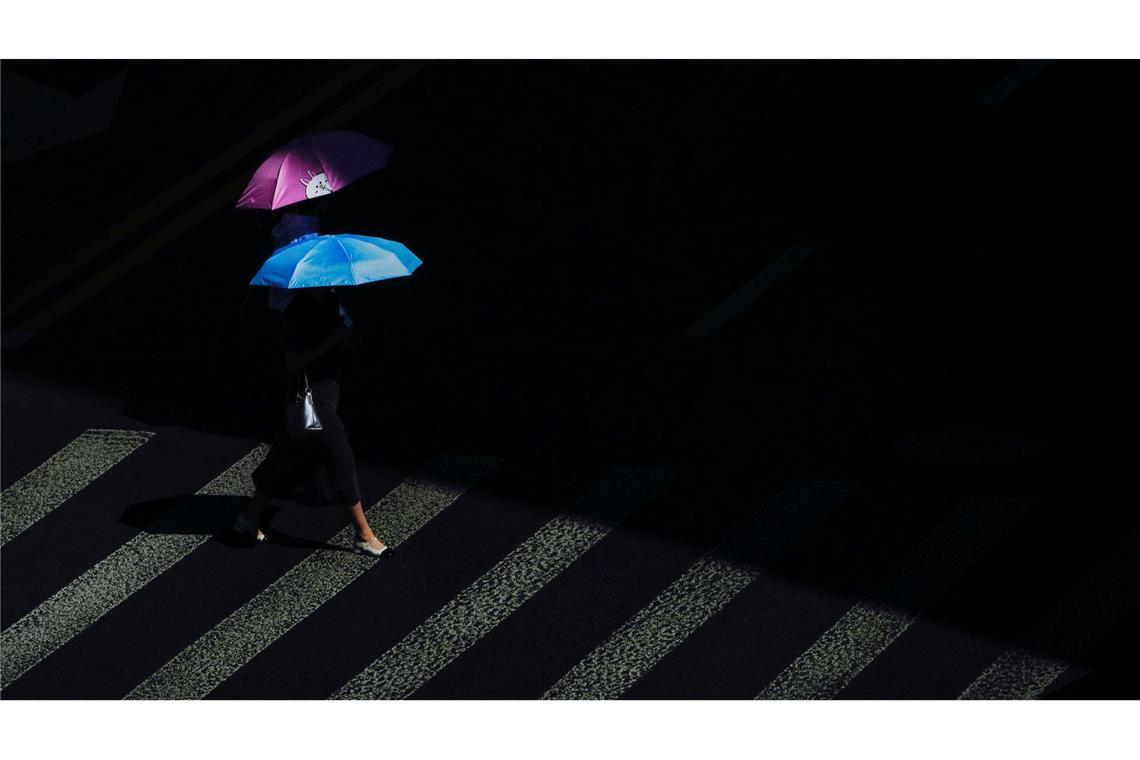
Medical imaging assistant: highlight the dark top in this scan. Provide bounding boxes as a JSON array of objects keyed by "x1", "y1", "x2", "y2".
[
  {"x1": 251, "y1": 287, "x2": 365, "y2": 508},
  {"x1": 278, "y1": 290, "x2": 358, "y2": 401}
]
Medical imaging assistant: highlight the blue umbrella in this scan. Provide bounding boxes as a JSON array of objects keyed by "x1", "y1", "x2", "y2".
[{"x1": 250, "y1": 232, "x2": 422, "y2": 289}]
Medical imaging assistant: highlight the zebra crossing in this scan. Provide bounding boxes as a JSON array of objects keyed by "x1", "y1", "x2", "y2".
[
  {"x1": 126, "y1": 455, "x2": 501, "y2": 699},
  {"x1": 544, "y1": 479, "x2": 855, "y2": 699},
  {"x1": 1, "y1": 428, "x2": 153, "y2": 545},
  {"x1": 757, "y1": 495, "x2": 1037, "y2": 699},
  {"x1": 0, "y1": 426, "x2": 1133, "y2": 698},
  {"x1": 1, "y1": 446, "x2": 266, "y2": 689},
  {"x1": 959, "y1": 529, "x2": 1140, "y2": 699},
  {"x1": 331, "y1": 467, "x2": 677, "y2": 699}
]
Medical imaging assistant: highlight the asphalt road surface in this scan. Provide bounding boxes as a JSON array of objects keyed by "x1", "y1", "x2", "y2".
[{"x1": 2, "y1": 60, "x2": 1136, "y2": 699}]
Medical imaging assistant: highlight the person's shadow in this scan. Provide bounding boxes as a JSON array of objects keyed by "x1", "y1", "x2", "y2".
[{"x1": 118, "y1": 494, "x2": 353, "y2": 552}]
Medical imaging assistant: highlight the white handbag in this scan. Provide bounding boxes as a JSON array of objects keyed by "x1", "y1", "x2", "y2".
[{"x1": 287, "y1": 368, "x2": 323, "y2": 432}]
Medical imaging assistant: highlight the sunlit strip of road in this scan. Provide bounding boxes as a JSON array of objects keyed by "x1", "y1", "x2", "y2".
[
  {"x1": 543, "y1": 479, "x2": 855, "y2": 699},
  {"x1": 0, "y1": 61, "x2": 383, "y2": 322},
  {"x1": 14, "y1": 61, "x2": 432, "y2": 339},
  {"x1": 0, "y1": 445, "x2": 267, "y2": 690},
  {"x1": 974, "y1": 61, "x2": 1050, "y2": 106},
  {"x1": 757, "y1": 495, "x2": 1037, "y2": 700},
  {"x1": 682, "y1": 246, "x2": 816, "y2": 337},
  {"x1": 125, "y1": 454, "x2": 501, "y2": 700},
  {"x1": 1, "y1": 428, "x2": 154, "y2": 546},
  {"x1": 331, "y1": 467, "x2": 678, "y2": 700},
  {"x1": 959, "y1": 529, "x2": 1140, "y2": 699}
]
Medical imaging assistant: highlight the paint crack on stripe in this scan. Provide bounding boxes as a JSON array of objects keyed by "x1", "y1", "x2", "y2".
[
  {"x1": 331, "y1": 467, "x2": 678, "y2": 700},
  {"x1": 125, "y1": 455, "x2": 502, "y2": 700}
]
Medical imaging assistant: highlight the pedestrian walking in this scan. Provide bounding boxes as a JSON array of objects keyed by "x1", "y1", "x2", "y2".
[
  {"x1": 232, "y1": 211, "x2": 388, "y2": 556},
  {"x1": 231, "y1": 131, "x2": 416, "y2": 557}
]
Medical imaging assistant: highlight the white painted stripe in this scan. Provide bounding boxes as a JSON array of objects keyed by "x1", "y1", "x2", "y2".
[
  {"x1": 0, "y1": 445, "x2": 267, "y2": 689},
  {"x1": 331, "y1": 467, "x2": 678, "y2": 700},
  {"x1": 974, "y1": 61, "x2": 1049, "y2": 105},
  {"x1": 1, "y1": 428, "x2": 154, "y2": 545},
  {"x1": 682, "y1": 246, "x2": 816, "y2": 337},
  {"x1": 125, "y1": 455, "x2": 502, "y2": 700},
  {"x1": 757, "y1": 495, "x2": 1037, "y2": 699},
  {"x1": 960, "y1": 648, "x2": 1069, "y2": 701},
  {"x1": 959, "y1": 529, "x2": 1140, "y2": 699},
  {"x1": 544, "y1": 479, "x2": 855, "y2": 699}
]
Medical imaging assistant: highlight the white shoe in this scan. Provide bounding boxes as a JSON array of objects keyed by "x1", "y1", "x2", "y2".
[
  {"x1": 356, "y1": 535, "x2": 388, "y2": 557},
  {"x1": 233, "y1": 514, "x2": 267, "y2": 543}
]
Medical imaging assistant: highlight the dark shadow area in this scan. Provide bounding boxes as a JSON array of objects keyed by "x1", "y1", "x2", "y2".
[
  {"x1": 1045, "y1": 656, "x2": 1140, "y2": 700},
  {"x1": 117, "y1": 494, "x2": 351, "y2": 553},
  {"x1": 3, "y1": 60, "x2": 1137, "y2": 696}
]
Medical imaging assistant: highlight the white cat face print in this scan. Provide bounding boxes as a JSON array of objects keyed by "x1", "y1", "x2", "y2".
[{"x1": 300, "y1": 169, "x2": 333, "y2": 199}]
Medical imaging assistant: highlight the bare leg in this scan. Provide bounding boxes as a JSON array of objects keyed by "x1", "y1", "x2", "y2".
[{"x1": 344, "y1": 500, "x2": 386, "y2": 549}]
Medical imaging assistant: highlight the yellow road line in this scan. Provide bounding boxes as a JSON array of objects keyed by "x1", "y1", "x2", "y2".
[{"x1": 13, "y1": 61, "x2": 431, "y2": 338}]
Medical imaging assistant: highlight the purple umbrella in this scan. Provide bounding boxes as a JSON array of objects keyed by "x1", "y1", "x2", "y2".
[{"x1": 234, "y1": 130, "x2": 393, "y2": 210}]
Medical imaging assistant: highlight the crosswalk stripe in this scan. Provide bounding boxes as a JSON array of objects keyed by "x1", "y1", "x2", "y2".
[
  {"x1": 1, "y1": 428, "x2": 154, "y2": 546},
  {"x1": 124, "y1": 455, "x2": 502, "y2": 700},
  {"x1": 682, "y1": 246, "x2": 816, "y2": 337},
  {"x1": 0, "y1": 445, "x2": 267, "y2": 689},
  {"x1": 756, "y1": 495, "x2": 1037, "y2": 699},
  {"x1": 330, "y1": 467, "x2": 678, "y2": 700},
  {"x1": 543, "y1": 479, "x2": 855, "y2": 699},
  {"x1": 959, "y1": 529, "x2": 1140, "y2": 699}
]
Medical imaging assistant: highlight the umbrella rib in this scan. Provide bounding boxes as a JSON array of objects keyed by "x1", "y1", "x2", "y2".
[
  {"x1": 335, "y1": 237, "x2": 358, "y2": 286},
  {"x1": 289, "y1": 241, "x2": 317, "y2": 289},
  {"x1": 271, "y1": 155, "x2": 290, "y2": 210}
]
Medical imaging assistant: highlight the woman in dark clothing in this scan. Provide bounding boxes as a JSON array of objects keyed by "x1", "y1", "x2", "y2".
[{"x1": 233, "y1": 214, "x2": 387, "y2": 556}]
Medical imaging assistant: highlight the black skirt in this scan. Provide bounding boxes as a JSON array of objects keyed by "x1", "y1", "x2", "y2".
[{"x1": 250, "y1": 376, "x2": 363, "y2": 509}]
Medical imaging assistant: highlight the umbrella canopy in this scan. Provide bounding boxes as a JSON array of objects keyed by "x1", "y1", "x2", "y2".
[
  {"x1": 235, "y1": 130, "x2": 393, "y2": 210},
  {"x1": 250, "y1": 233, "x2": 422, "y2": 289}
]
